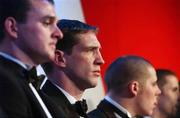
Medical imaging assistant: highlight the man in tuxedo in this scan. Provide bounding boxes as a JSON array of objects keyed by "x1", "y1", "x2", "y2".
[
  {"x1": 150, "y1": 69, "x2": 179, "y2": 118},
  {"x1": 0, "y1": 0, "x2": 62, "y2": 117},
  {"x1": 42, "y1": 19, "x2": 105, "y2": 118},
  {"x1": 89, "y1": 56, "x2": 161, "y2": 118}
]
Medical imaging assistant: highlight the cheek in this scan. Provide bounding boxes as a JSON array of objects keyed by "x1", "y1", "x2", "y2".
[
  {"x1": 32, "y1": 29, "x2": 51, "y2": 48},
  {"x1": 144, "y1": 86, "x2": 155, "y2": 98},
  {"x1": 137, "y1": 96, "x2": 152, "y2": 115},
  {"x1": 160, "y1": 95, "x2": 173, "y2": 109},
  {"x1": 30, "y1": 24, "x2": 50, "y2": 39},
  {"x1": 169, "y1": 94, "x2": 178, "y2": 106},
  {"x1": 141, "y1": 87, "x2": 156, "y2": 107},
  {"x1": 164, "y1": 92, "x2": 176, "y2": 102},
  {"x1": 76, "y1": 55, "x2": 92, "y2": 65}
]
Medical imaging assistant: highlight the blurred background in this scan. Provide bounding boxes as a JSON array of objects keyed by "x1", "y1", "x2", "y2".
[{"x1": 54, "y1": 0, "x2": 180, "y2": 111}]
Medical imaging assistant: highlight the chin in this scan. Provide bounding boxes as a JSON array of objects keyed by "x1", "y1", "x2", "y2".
[
  {"x1": 86, "y1": 82, "x2": 98, "y2": 89},
  {"x1": 48, "y1": 53, "x2": 55, "y2": 61},
  {"x1": 146, "y1": 110, "x2": 153, "y2": 116},
  {"x1": 91, "y1": 83, "x2": 98, "y2": 88},
  {"x1": 91, "y1": 79, "x2": 99, "y2": 86}
]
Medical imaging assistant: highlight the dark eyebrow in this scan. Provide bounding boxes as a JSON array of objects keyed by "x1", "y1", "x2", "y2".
[
  {"x1": 42, "y1": 15, "x2": 58, "y2": 23},
  {"x1": 85, "y1": 46, "x2": 100, "y2": 51}
]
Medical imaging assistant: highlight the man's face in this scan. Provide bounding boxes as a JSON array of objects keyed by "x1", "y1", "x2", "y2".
[
  {"x1": 16, "y1": 0, "x2": 62, "y2": 64},
  {"x1": 137, "y1": 67, "x2": 161, "y2": 116},
  {"x1": 158, "y1": 75, "x2": 179, "y2": 117},
  {"x1": 64, "y1": 31, "x2": 104, "y2": 90}
]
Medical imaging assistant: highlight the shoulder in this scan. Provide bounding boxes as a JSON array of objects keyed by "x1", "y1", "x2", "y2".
[{"x1": 88, "y1": 108, "x2": 108, "y2": 118}]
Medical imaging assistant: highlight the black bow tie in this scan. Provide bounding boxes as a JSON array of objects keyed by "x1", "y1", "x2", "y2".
[
  {"x1": 73, "y1": 99, "x2": 88, "y2": 117},
  {"x1": 27, "y1": 67, "x2": 45, "y2": 90}
]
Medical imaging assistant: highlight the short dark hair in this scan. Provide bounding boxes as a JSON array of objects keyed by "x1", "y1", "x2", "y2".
[
  {"x1": 56, "y1": 19, "x2": 98, "y2": 54},
  {"x1": 156, "y1": 69, "x2": 177, "y2": 87},
  {"x1": 0, "y1": 0, "x2": 54, "y2": 42},
  {"x1": 105, "y1": 55, "x2": 153, "y2": 91}
]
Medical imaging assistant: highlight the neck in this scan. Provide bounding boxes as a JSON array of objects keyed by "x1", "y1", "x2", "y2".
[
  {"x1": 49, "y1": 70, "x2": 84, "y2": 100},
  {"x1": 152, "y1": 108, "x2": 168, "y2": 118},
  {"x1": 108, "y1": 91, "x2": 137, "y2": 117}
]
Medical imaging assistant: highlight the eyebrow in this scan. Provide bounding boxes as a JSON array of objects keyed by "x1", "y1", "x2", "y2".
[
  {"x1": 84, "y1": 45, "x2": 102, "y2": 51},
  {"x1": 42, "y1": 15, "x2": 58, "y2": 22}
]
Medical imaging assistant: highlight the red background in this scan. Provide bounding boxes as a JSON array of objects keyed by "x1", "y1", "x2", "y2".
[{"x1": 81, "y1": 0, "x2": 180, "y2": 90}]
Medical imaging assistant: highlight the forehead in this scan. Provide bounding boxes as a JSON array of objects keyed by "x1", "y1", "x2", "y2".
[
  {"x1": 164, "y1": 75, "x2": 179, "y2": 87},
  {"x1": 28, "y1": 0, "x2": 56, "y2": 19},
  {"x1": 146, "y1": 66, "x2": 157, "y2": 82},
  {"x1": 76, "y1": 31, "x2": 101, "y2": 48}
]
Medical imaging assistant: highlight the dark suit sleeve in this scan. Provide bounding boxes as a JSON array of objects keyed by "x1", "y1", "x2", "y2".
[
  {"x1": 88, "y1": 109, "x2": 108, "y2": 118},
  {"x1": 0, "y1": 70, "x2": 31, "y2": 117}
]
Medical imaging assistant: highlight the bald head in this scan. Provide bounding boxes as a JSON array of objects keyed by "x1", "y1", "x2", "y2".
[{"x1": 105, "y1": 55, "x2": 154, "y2": 92}]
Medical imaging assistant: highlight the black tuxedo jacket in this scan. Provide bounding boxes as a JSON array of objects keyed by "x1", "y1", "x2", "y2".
[
  {"x1": 88, "y1": 99, "x2": 129, "y2": 118},
  {"x1": 0, "y1": 55, "x2": 48, "y2": 118},
  {"x1": 42, "y1": 80, "x2": 89, "y2": 118}
]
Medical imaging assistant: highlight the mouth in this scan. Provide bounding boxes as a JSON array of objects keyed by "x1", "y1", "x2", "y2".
[
  {"x1": 50, "y1": 42, "x2": 56, "y2": 50},
  {"x1": 153, "y1": 102, "x2": 158, "y2": 108},
  {"x1": 93, "y1": 70, "x2": 101, "y2": 76}
]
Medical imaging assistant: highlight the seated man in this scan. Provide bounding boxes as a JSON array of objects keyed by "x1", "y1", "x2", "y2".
[
  {"x1": 89, "y1": 55, "x2": 161, "y2": 118},
  {"x1": 0, "y1": 0, "x2": 62, "y2": 117},
  {"x1": 42, "y1": 19, "x2": 104, "y2": 118},
  {"x1": 151, "y1": 69, "x2": 179, "y2": 118}
]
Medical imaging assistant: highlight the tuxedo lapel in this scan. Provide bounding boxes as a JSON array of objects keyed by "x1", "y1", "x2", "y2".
[
  {"x1": 0, "y1": 55, "x2": 27, "y2": 79},
  {"x1": 42, "y1": 80, "x2": 80, "y2": 118},
  {"x1": 97, "y1": 99, "x2": 129, "y2": 118},
  {"x1": 38, "y1": 90, "x2": 68, "y2": 118},
  {"x1": 0, "y1": 55, "x2": 48, "y2": 117}
]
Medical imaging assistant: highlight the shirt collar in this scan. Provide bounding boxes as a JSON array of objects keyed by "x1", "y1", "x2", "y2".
[
  {"x1": 53, "y1": 83, "x2": 77, "y2": 104},
  {"x1": 105, "y1": 95, "x2": 132, "y2": 118},
  {"x1": 0, "y1": 52, "x2": 28, "y2": 69},
  {"x1": 36, "y1": 65, "x2": 48, "y2": 89}
]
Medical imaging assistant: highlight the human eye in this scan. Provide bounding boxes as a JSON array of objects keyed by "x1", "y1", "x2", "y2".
[
  {"x1": 42, "y1": 17, "x2": 55, "y2": 27},
  {"x1": 152, "y1": 81, "x2": 157, "y2": 86},
  {"x1": 172, "y1": 87, "x2": 178, "y2": 92},
  {"x1": 85, "y1": 47, "x2": 95, "y2": 52},
  {"x1": 43, "y1": 19, "x2": 51, "y2": 26}
]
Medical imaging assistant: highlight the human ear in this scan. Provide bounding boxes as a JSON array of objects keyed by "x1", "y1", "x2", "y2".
[
  {"x1": 128, "y1": 81, "x2": 139, "y2": 96},
  {"x1": 4, "y1": 17, "x2": 18, "y2": 38},
  {"x1": 54, "y1": 50, "x2": 66, "y2": 67}
]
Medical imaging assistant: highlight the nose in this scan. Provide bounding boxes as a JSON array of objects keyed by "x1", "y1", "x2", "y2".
[
  {"x1": 95, "y1": 50, "x2": 105, "y2": 65},
  {"x1": 53, "y1": 25, "x2": 63, "y2": 40}
]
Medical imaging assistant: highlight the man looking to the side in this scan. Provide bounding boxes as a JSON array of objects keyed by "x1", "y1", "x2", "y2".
[
  {"x1": 89, "y1": 56, "x2": 161, "y2": 118},
  {"x1": 42, "y1": 19, "x2": 105, "y2": 118},
  {"x1": 0, "y1": 0, "x2": 62, "y2": 117},
  {"x1": 151, "y1": 69, "x2": 180, "y2": 118}
]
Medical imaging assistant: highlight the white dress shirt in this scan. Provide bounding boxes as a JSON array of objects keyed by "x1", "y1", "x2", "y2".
[
  {"x1": 53, "y1": 83, "x2": 77, "y2": 104},
  {"x1": 53, "y1": 83, "x2": 84, "y2": 118}
]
